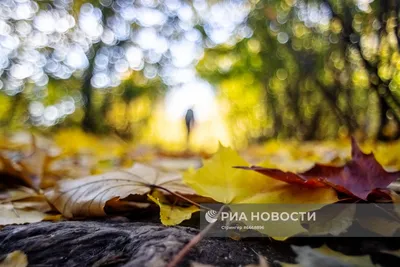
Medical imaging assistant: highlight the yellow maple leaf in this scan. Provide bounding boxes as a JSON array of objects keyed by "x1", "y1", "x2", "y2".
[
  {"x1": 183, "y1": 145, "x2": 338, "y2": 239},
  {"x1": 184, "y1": 145, "x2": 337, "y2": 205},
  {"x1": 148, "y1": 191, "x2": 199, "y2": 225}
]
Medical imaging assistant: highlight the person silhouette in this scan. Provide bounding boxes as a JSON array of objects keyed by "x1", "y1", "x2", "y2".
[{"x1": 185, "y1": 107, "x2": 195, "y2": 142}]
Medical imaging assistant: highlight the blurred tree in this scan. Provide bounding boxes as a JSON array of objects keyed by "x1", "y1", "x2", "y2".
[
  {"x1": 3, "y1": 0, "x2": 400, "y2": 143},
  {"x1": 198, "y1": 0, "x2": 400, "y2": 141},
  {"x1": 0, "y1": 0, "x2": 203, "y2": 137}
]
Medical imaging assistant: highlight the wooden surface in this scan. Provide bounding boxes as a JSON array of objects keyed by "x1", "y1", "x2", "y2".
[{"x1": 1, "y1": 219, "x2": 400, "y2": 267}]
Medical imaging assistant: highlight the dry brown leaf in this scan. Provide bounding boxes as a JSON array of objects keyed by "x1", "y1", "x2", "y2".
[
  {"x1": 0, "y1": 186, "x2": 59, "y2": 226},
  {"x1": 45, "y1": 163, "x2": 195, "y2": 218},
  {"x1": 0, "y1": 186, "x2": 53, "y2": 213},
  {"x1": 0, "y1": 136, "x2": 53, "y2": 190},
  {"x1": 11, "y1": 196, "x2": 52, "y2": 213},
  {"x1": 0, "y1": 203, "x2": 52, "y2": 225},
  {"x1": 0, "y1": 187, "x2": 36, "y2": 202},
  {"x1": 0, "y1": 251, "x2": 28, "y2": 267}
]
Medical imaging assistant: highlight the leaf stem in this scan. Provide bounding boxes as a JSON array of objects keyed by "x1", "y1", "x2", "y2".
[
  {"x1": 166, "y1": 205, "x2": 225, "y2": 267},
  {"x1": 150, "y1": 184, "x2": 211, "y2": 211}
]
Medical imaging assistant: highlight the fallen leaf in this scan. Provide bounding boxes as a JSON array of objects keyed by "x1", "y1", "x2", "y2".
[
  {"x1": 239, "y1": 138, "x2": 400, "y2": 200},
  {"x1": 388, "y1": 181, "x2": 400, "y2": 193},
  {"x1": 184, "y1": 145, "x2": 338, "y2": 204},
  {"x1": 45, "y1": 163, "x2": 196, "y2": 218},
  {"x1": 278, "y1": 245, "x2": 376, "y2": 267},
  {"x1": 184, "y1": 145, "x2": 338, "y2": 239},
  {"x1": 0, "y1": 186, "x2": 53, "y2": 213},
  {"x1": 0, "y1": 203, "x2": 51, "y2": 225},
  {"x1": 0, "y1": 251, "x2": 28, "y2": 267},
  {"x1": 148, "y1": 192, "x2": 199, "y2": 225},
  {"x1": 358, "y1": 215, "x2": 400, "y2": 236},
  {"x1": 302, "y1": 204, "x2": 356, "y2": 236},
  {"x1": 389, "y1": 190, "x2": 400, "y2": 218},
  {"x1": 0, "y1": 186, "x2": 36, "y2": 202},
  {"x1": 235, "y1": 166, "x2": 327, "y2": 188},
  {"x1": 11, "y1": 196, "x2": 52, "y2": 212},
  {"x1": 105, "y1": 197, "x2": 151, "y2": 213},
  {"x1": 0, "y1": 136, "x2": 53, "y2": 190}
]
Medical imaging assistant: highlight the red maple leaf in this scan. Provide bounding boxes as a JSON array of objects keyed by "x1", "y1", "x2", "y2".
[{"x1": 236, "y1": 138, "x2": 400, "y2": 200}]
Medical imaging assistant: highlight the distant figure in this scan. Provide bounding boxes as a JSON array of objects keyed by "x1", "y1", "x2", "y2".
[{"x1": 185, "y1": 108, "x2": 195, "y2": 142}]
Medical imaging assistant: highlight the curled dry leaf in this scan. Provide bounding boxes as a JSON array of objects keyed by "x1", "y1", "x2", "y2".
[
  {"x1": 0, "y1": 186, "x2": 36, "y2": 202},
  {"x1": 45, "y1": 163, "x2": 196, "y2": 218},
  {"x1": 0, "y1": 136, "x2": 52, "y2": 190},
  {"x1": 0, "y1": 203, "x2": 58, "y2": 226},
  {"x1": 0, "y1": 186, "x2": 53, "y2": 213},
  {"x1": 0, "y1": 186, "x2": 57, "y2": 226},
  {"x1": 238, "y1": 138, "x2": 400, "y2": 200}
]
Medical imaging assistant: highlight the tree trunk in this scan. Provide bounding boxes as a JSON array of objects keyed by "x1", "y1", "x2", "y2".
[{"x1": 82, "y1": 44, "x2": 100, "y2": 133}]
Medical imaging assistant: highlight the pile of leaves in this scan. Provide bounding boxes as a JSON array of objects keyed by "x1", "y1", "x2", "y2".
[{"x1": 2, "y1": 132, "x2": 400, "y2": 266}]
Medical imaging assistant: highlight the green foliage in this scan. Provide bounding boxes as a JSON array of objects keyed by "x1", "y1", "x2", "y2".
[
  {"x1": 3, "y1": 0, "x2": 400, "y2": 142},
  {"x1": 198, "y1": 0, "x2": 400, "y2": 141}
]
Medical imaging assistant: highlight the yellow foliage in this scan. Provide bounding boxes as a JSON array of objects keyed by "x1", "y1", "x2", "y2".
[
  {"x1": 53, "y1": 128, "x2": 126, "y2": 159},
  {"x1": 141, "y1": 102, "x2": 232, "y2": 153},
  {"x1": 218, "y1": 77, "x2": 267, "y2": 148},
  {"x1": 106, "y1": 96, "x2": 152, "y2": 133},
  {"x1": 184, "y1": 145, "x2": 338, "y2": 239},
  {"x1": 148, "y1": 191, "x2": 199, "y2": 226},
  {"x1": 0, "y1": 94, "x2": 12, "y2": 123},
  {"x1": 184, "y1": 145, "x2": 337, "y2": 204}
]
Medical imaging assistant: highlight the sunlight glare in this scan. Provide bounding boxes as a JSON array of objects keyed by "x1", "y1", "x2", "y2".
[{"x1": 165, "y1": 80, "x2": 215, "y2": 122}]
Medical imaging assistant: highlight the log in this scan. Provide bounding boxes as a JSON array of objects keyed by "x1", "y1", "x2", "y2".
[
  {"x1": 0, "y1": 219, "x2": 294, "y2": 267},
  {"x1": 1, "y1": 219, "x2": 400, "y2": 267}
]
